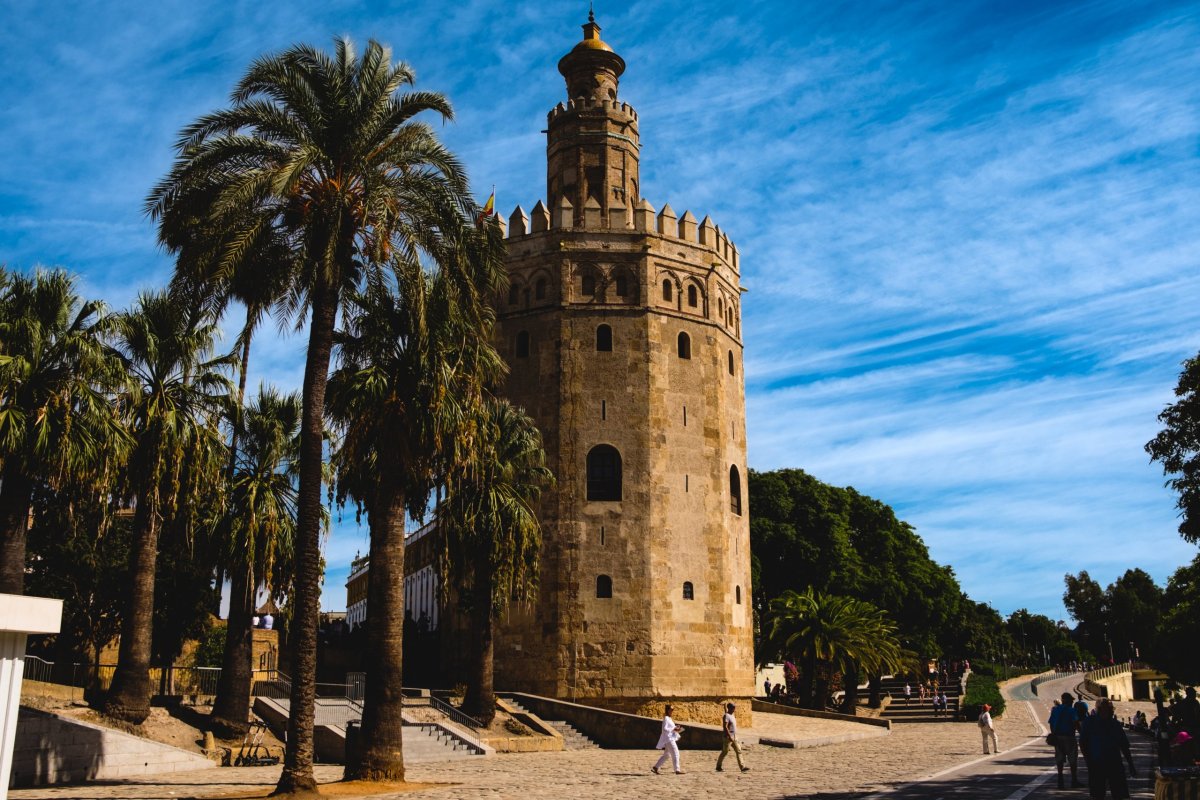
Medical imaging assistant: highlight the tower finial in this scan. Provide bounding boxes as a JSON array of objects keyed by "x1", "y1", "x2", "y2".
[{"x1": 588, "y1": 3, "x2": 595, "y2": 24}]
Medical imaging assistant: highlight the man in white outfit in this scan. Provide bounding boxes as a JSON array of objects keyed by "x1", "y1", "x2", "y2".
[
  {"x1": 652, "y1": 704, "x2": 685, "y2": 774},
  {"x1": 978, "y1": 703, "x2": 999, "y2": 754}
]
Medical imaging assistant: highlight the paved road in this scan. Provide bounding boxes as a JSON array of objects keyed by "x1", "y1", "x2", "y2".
[{"x1": 839, "y1": 674, "x2": 1157, "y2": 800}]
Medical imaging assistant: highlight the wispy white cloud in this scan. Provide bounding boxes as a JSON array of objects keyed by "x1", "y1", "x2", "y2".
[{"x1": 1, "y1": 0, "x2": 1197, "y2": 620}]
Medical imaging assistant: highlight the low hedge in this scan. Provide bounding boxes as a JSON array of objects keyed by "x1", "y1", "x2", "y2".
[{"x1": 960, "y1": 671, "x2": 1005, "y2": 721}]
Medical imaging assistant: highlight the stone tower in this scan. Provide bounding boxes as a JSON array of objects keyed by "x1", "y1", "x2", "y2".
[{"x1": 492, "y1": 14, "x2": 754, "y2": 724}]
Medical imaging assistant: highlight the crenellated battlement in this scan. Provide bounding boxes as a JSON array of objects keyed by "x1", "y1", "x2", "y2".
[
  {"x1": 502, "y1": 198, "x2": 739, "y2": 272},
  {"x1": 547, "y1": 97, "x2": 639, "y2": 126}
]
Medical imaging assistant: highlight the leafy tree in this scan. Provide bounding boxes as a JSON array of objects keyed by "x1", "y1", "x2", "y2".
[
  {"x1": 210, "y1": 386, "x2": 299, "y2": 738},
  {"x1": 25, "y1": 476, "x2": 130, "y2": 683},
  {"x1": 749, "y1": 468, "x2": 963, "y2": 669},
  {"x1": 148, "y1": 38, "x2": 475, "y2": 794},
  {"x1": 102, "y1": 292, "x2": 232, "y2": 724},
  {"x1": 0, "y1": 267, "x2": 128, "y2": 593},
  {"x1": 1063, "y1": 571, "x2": 1106, "y2": 658},
  {"x1": 441, "y1": 396, "x2": 552, "y2": 725},
  {"x1": 1147, "y1": 353, "x2": 1200, "y2": 543},
  {"x1": 1156, "y1": 554, "x2": 1200, "y2": 684}
]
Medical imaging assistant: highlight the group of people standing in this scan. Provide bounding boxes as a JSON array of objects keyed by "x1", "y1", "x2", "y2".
[
  {"x1": 1047, "y1": 692, "x2": 1136, "y2": 798},
  {"x1": 651, "y1": 703, "x2": 750, "y2": 776}
]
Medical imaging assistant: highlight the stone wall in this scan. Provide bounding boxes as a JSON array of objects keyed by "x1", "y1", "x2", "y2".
[{"x1": 11, "y1": 707, "x2": 211, "y2": 786}]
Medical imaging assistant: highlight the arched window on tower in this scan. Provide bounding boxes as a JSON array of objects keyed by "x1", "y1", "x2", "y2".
[
  {"x1": 516, "y1": 331, "x2": 530, "y2": 359},
  {"x1": 662, "y1": 279, "x2": 673, "y2": 302},
  {"x1": 677, "y1": 332, "x2": 691, "y2": 360},
  {"x1": 582, "y1": 274, "x2": 596, "y2": 297},
  {"x1": 718, "y1": 297, "x2": 725, "y2": 318},
  {"x1": 730, "y1": 464, "x2": 742, "y2": 516},
  {"x1": 728, "y1": 350, "x2": 735, "y2": 376},
  {"x1": 596, "y1": 324, "x2": 613, "y2": 352},
  {"x1": 586, "y1": 444, "x2": 622, "y2": 501},
  {"x1": 687, "y1": 284, "x2": 698, "y2": 308},
  {"x1": 615, "y1": 274, "x2": 628, "y2": 297},
  {"x1": 596, "y1": 575, "x2": 613, "y2": 599},
  {"x1": 736, "y1": 585, "x2": 742, "y2": 604},
  {"x1": 508, "y1": 284, "x2": 519, "y2": 305},
  {"x1": 535, "y1": 278, "x2": 547, "y2": 300},
  {"x1": 682, "y1": 582, "x2": 695, "y2": 600}
]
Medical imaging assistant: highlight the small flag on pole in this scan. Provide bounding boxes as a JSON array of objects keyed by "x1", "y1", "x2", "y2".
[{"x1": 478, "y1": 187, "x2": 495, "y2": 227}]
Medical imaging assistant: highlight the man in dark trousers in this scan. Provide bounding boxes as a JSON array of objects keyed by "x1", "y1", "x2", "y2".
[
  {"x1": 1048, "y1": 692, "x2": 1084, "y2": 789},
  {"x1": 1080, "y1": 699, "x2": 1137, "y2": 800}
]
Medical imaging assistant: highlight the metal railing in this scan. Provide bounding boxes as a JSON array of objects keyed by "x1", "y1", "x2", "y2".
[
  {"x1": 430, "y1": 696, "x2": 482, "y2": 730},
  {"x1": 22, "y1": 655, "x2": 280, "y2": 704}
]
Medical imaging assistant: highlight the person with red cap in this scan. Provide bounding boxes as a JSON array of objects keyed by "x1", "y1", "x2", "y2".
[{"x1": 978, "y1": 703, "x2": 999, "y2": 754}]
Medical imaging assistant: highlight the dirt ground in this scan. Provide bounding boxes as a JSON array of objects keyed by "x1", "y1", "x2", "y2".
[{"x1": 21, "y1": 688, "x2": 286, "y2": 760}]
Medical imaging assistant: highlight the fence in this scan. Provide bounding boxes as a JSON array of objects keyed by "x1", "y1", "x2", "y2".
[
  {"x1": 22, "y1": 656, "x2": 279, "y2": 705},
  {"x1": 1030, "y1": 669, "x2": 1077, "y2": 696}
]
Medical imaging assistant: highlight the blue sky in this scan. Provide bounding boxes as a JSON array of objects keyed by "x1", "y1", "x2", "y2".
[{"x1": 2, "y1": 0, "x2": 1198, "y2": 623}]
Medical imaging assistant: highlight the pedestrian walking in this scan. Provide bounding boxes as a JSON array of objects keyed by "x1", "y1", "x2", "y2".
[
  {"x1": 1049, "y1": 691, "x2": 1084, "y2": 789},
  {"x1": 652, "y1": 704, "x2": 685, "y2": 775},
  {"x1": 978, "y1": 704, "x2": 999, "y2": 754},
  {"x1": 904, "y1": 682, "x2": 911, "y2": 705},
  {"x1": 715, "y1": 702, "x2": 749, "y2": 773},
  {"x1": 763, "y1": 678, "x2": 771, "y2": 698},
  {"x1": 1080, "y1": 699, "x2": 1136, "y2": 799}
]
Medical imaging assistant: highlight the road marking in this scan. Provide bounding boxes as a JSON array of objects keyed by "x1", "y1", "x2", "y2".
[{"x1": 1001, "y1": 769, "x2": 1055, "y2": 800}]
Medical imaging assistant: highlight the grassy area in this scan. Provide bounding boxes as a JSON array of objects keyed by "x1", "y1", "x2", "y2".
[{"x1": 970, "y1": 660, "x2": 1034, "y2": 683}]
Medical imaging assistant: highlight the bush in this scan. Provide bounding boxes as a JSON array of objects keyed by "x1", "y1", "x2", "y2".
[{"x1": 960, "y1": 671, "x2": 1005, "y2": 720}]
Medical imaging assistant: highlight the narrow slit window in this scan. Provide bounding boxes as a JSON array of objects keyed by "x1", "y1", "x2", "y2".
[
  {"x1": 687, "y1": 285, "x2": 698, "y2": 308},
  {"x1": 736, "y1": 585, "x2": 742, "y2": 604},
  {"x1": 516, "y1": 331, "x2": 530, "y2": 359},
  {"x1": 615, "y1": 275, "x2": 628, "y2": 297},
  {"x1": 601, "y1": 400, "x2": 606, "y2": 420},
  {"x1": 596, "y1": 324, "x2": 613, "y2": 351},
  {"x1": 662, "y1": 279, "x2": 673, "y2": 302},
  {"x1": 683, "y1": 582, "x2": 694, "y2": 600},
  {"x1": 728, "y1": 350, "x2": 735, "y2": 376},
  {"x1": 730, "y1": 464, "x2": 742, "y2": 515},
  {"x1": 683, "y1": 405, "x2": 687, "y2": 426},
  {"x1": 677, "y1": 332, "x2": 691, "y2": 359},
  {"x1": 600, "y1": 526, "x2": 605, "y2": 546},
  {"x1": 535, "y1": 278, "x2": 547, "y2": 300},
  {"x1": 582, "y1": 274, "x2": 596, "y2": 296}
]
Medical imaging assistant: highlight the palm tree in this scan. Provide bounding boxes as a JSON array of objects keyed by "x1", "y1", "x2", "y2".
[
  {"x1": 327, "y1": 252, "x2": 502, "y2": 780},
  {"x1": 102, "y1": 291, "x2": 233, "y2": 723},
  {"x1": 0, "y1": 267, "x2": 128, "y2": 594},
  {"x1": 209, "y1": 386, "x2": 299, "y2": 738},
  {"x1": 146, "y1": 38, "x2": 474, "y2": 793},
  {"x1": 441, "y1": 396, "x2": 552, "y2": 725},
  {"x1": 766, "y1": 588, "x2": 907, "y2": 710}
]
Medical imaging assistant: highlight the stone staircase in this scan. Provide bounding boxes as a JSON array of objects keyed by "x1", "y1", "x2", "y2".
[
  {"x1": 505, "y1": 699, "x2": 600, "y2": 750},
  {"x1": 401, "y1": 723, "x2": 485, "y2": 761},
  {"x1": 879, "y1": 673, "x2": 964, "y2": 724}
]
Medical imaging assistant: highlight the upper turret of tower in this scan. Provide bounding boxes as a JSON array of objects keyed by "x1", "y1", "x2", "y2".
[
  {"x1": 547, "y1": 14, "x2": 640, "y2": 226},
  {"x1": 558, "y1": 10, "x2": 626, "y2": 103}
]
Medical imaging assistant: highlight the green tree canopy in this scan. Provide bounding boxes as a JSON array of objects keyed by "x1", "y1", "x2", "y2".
[
  {"x1": 749, "y1": 468, "x2": 962, "y2": 660},
  {"x1": 1147, "y1": 353, "x2": 1200, "y2": 544}
]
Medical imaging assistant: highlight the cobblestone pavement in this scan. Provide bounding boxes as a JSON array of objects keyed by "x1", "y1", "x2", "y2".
[{"x1": 12, "y1": 707, "x2": 1040, "y2": 800}]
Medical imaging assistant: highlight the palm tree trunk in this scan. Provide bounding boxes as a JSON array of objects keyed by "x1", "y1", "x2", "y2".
[
  {"x1": 841, "y1": 665, "x2": 860, "y2": 714},
  {"x1": 209, "y1": 565, "x2": 254, "y2": 738},
  {"x1": 103, "y1": 495, "x2": 160, "y2": 723},
  {"x1": 463, "y1": 558, "x2": 496, "y2": 726},
  {"x1": 800, "y1": 651, "x2": 817, "y2": 709},
  {"x1": 276, "y1": 281, "x2": 337, "y2": 797},
  {"x1": 344, "y1": 475, "x2": 406, "y2": 782},
  {"x1": 214, "y1": 320, "x2": 253, "y2": 616},
  {"x1": 867, "y1": 674, "x2": 883, "y2": 708},
  {"x1": 0, "y1": 466, "x2": 33, "y2": 594}
]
